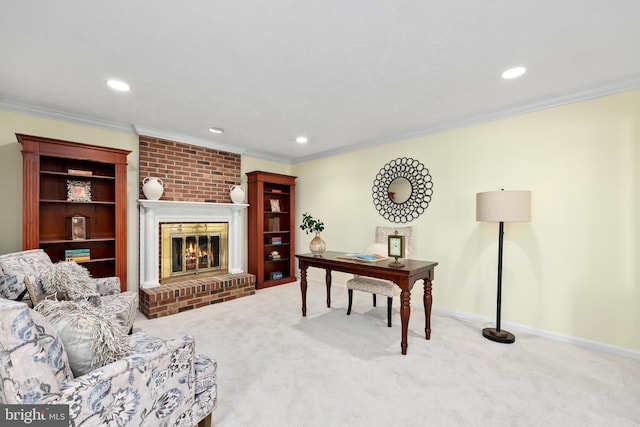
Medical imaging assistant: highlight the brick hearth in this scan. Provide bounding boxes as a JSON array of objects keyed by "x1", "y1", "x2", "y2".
[{"x1": 139, "y1": 273, "x2": 255, "y2": 319}]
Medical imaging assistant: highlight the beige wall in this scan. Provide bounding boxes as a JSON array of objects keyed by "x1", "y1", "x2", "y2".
[
  {"x1": 289, "y1": 90, "x2": 640, "y2": 352},
  {"x1": 2, "y1": 89, "x2": 639, "y2": 352},
  {"x1": 0, "y1": 111, "x2": 140, "y2": 290}
]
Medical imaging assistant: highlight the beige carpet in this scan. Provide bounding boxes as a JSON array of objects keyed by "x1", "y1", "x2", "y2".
[{"x1": 134, "y1": 281, "x2": 640, "y2": 427}]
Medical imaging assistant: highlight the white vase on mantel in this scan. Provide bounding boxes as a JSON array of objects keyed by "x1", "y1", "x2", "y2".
[
  {"x1": 229, "y1": 185, "x2": 245, "y2": 204},
  {"x1": 142, "y1": 177, "x2": 164, "y2": 200}
]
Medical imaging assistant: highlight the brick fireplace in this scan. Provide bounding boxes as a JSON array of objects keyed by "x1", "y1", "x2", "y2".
[{"x1": 137, "y1": 135, "x2": 255, "y2": 318}]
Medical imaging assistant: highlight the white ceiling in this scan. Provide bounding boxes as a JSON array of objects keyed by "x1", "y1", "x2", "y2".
[{"x1": 1, "y1": 1, "x2": 639, "y2": 163}]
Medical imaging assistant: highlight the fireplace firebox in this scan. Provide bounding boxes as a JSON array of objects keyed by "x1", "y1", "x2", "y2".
[{"x1": 161, "y1": 222, "x2": 228, "y2": 282}]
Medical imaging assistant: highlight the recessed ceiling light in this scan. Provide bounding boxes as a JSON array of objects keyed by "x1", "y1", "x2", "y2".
[
  {"x1": 106, "y1": 79, "x2": 130, "y2": 92},
  {"x1": 296, "y1": 136, "x2": 308, "y2": 144},
  {"x1": 501, "y1": 66, "x2": 526, "y2": 80},
  {"x1": 209, "y1": 127, "x2": 224, "y2": 134}
]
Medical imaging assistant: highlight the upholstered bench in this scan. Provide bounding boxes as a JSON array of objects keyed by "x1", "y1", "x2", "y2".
[
  {"x1": 345, "y1": 227, "x2": 412, "y2": 328},
  {"x1": 346, "y1": 276, "x2": 400, "y2": 327}
]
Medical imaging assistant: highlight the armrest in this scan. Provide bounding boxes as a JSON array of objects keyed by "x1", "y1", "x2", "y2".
[
  {"x1": 92, "y1": 276, "x2": 121, "y2": 296},
  {"x1": 57, "y1": 334, "x2": 197, "y2": 426}
]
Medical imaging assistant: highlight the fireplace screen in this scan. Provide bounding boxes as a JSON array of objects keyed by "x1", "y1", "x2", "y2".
[{"x1": 160, "y1": 222, "x2": 228, "y2": 282}]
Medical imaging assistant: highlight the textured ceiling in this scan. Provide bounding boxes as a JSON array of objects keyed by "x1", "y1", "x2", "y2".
[{"x1": 1, "y1": 1, "x2": 639, "y2": 163}]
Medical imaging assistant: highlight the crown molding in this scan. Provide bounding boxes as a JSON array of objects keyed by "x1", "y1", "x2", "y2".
[
  {"x1": 291, "y1": 73, "x2": 640, "y2": 164},
  {"x1": 242, "y1": 148, "x2": 293, "y2": 164},
  {"x1": 133, "y1": 125, "x2": 247, "y2": 155},
  {"x1": 0, "y1": 99, "x2": 135, "y2": 134},
  {"x1": 4, "y1": 73, "x2": 640, "y2": 165}
]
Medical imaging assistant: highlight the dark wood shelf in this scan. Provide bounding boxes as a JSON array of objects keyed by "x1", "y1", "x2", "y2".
[
  {"x1": 75, "y1": 257, "x2": 116, "y2": 264},
  {"x1": 265, "y1": 258, "x2": 290, "y2": 263},
  {"x1": 260, "y1": 276, "x2": 296, "y2": 288},
  {"x1": 40, "y1": 170, "x2": 116, "y2": 180},
  {"x1": 40, "y1": 238, "x2": 116, "y2": 244},
  {"x1": 264, "y1": 190, "x2": 290, "y2": 195},
  {"x1": 40, "y1": 199, "x2": 116, "y2": 205},
  {"x1": 19, "y1": 133, "x2": 130, "y2": 290},
  {"x1": 247, "y1": 171, "x2": 297, "y2": 290}
]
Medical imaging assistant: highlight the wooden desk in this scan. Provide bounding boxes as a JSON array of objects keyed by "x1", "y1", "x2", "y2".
[{"x1": 295, "y1": 251, "x2": 438, "y2": 355}]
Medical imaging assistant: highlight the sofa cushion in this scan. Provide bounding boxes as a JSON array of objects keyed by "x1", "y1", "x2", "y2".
[
  {"x1": 35, "y1": 300, "x2": 132, "y2": 377},
  {"x1": 0, "y1": 249, "x2": 53, "y2": 296},
  {"x1": 0, "y1": 298, "x2": 73, "y2": 404}
]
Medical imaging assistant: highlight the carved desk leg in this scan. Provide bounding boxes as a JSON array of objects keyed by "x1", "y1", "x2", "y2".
[
  {"x1": 300, "y1": 266, "x2": 308, "y2": 316},
  {"x1": 400, "y1": 289, "x2": 411, "y2": 355},
  {"x1": 325, "y1": 269, "x2": 332, "y2": 308},
  {"x1": 424, "y1": 278, "x2": 433, "y2": 340}
]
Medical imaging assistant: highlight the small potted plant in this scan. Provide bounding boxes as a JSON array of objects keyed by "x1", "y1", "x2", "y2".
[{"x1": 300, "y1": 213, "x2": 326, "y2": 256}]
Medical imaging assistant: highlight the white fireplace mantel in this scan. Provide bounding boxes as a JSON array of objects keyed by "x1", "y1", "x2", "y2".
[{"x1": 139, "y1": 200, "x2": 248, "y2": 288}]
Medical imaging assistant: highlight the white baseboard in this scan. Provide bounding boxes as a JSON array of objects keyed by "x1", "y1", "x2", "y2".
[
  {"x1": 433, "y1": 306, "x2": 640, "y2": 360},
  {"x1": 304, "y1": 277, "x2": 640, "y2": 360}
]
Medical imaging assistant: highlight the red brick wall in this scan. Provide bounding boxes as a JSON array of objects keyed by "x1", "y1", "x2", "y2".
[{"x1": 138, "y1": 135, "x2": 241, "y2": 202}]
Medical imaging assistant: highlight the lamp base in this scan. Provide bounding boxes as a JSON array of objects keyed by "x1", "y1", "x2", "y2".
[{"x1": 482, "y1": 327, "x2": 515, "y2": 344}]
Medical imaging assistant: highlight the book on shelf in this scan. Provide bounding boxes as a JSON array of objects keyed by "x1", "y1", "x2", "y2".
[
  {"x1": 65, "y1": 248, "x2": 90, "y2": 262},
  {"x1": 67, "y1": 169, "x2": 93, "y2": 176},
  {"x1": 271, "y1": 189, "x2": 283, "y2": 193},
  {"x1": 268, "y1": 217, "x2": 280, "y2": 232},
  {"x1": 268, "y1": 271, "x2": 283, "y2": 280},
  {"x1": 336, "y1": 253, "x2": 389, "y2": 262},
  {"x1": 271, "y1": 237, "x2": 282, "y2": 244},
  {"x1": 67, "y1": 256, "x2": 90, "y2": 262}
]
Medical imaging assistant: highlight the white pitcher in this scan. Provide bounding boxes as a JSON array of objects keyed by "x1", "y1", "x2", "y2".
[
  {"x1": 142, "y1": 177, "x2": 164, "y2": 200},
  {"x1": 229, "y1": 185, "x2": 245, "y2": 204}
]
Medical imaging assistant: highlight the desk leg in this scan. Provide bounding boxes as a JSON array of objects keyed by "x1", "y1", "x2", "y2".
[
  {"x1": 300, "y1": 267, "x2": 308, "y2": 317},
  {"x1": 424, "y1": 278, "x2": 432, "y2": 340},
  {"x1": 325, "y1": 269, "x2": 332, "y2": 308},
  {"x1": 400, "y1": 289, "x2": 411, "y2": 355}
]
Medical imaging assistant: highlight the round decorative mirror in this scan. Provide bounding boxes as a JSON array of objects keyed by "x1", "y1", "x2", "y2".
[{"x1": 372, "y1": 157, "x2": 433, "y2": 223}]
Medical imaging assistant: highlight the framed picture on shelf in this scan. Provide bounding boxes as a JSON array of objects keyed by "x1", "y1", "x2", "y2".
[
  {"x1": 67, "y1": 180, "x2": 92, "y2": 202},
  {"x1": 270, "y1": 199, "x2": 281, "y2": 212}
]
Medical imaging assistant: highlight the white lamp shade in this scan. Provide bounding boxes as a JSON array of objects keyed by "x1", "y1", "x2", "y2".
[{"x1": 476, "y1": 190, "x2": 531, "y2": 222}]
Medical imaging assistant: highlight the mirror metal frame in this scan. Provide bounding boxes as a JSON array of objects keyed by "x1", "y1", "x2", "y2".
[{"x1": 372, "y1": 157, "x2": 433, "y2": 223}]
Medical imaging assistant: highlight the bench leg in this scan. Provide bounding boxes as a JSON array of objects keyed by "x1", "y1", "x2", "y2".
[
  {"x1": 387, "y1": 297, "x2": 393, "y2": 327},
  {"x1": 373, "y1": 293, "x2": 377, "y2": 307},
  {"x1": 347, "y1": 289, "x2": 353, "y2": 315}
]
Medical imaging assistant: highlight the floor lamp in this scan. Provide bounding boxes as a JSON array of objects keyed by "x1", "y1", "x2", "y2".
[{"x1": 476, "y1": 189, "x2": 531, "y2": 344}]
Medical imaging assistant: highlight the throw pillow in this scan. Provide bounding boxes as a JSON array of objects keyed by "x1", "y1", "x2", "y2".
[
  {"x1": 0, "y1": 274, "x2": 24, "y2": 301},
  {"x1": 35, "y1": 300, "x2": 132, "y2": 377},
  {"x1": 0, "y1": 299, "x2": 73, "y2": 404},
  {"x1": 38, "y1": 261, "x2": 95, "y2": 299}
]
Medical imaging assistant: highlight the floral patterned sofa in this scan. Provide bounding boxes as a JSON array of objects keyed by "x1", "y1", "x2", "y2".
[
  {"x1": 0, "y1": 298, "x2": 217, "y2": 426},
  {"x1": 0, "y1": 249, "x2": 137, "y2": 333}
]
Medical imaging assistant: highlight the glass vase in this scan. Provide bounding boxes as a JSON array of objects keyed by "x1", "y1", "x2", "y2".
[{"x1": 309, "y1": 231, "x2": 326, "y2": 257}]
